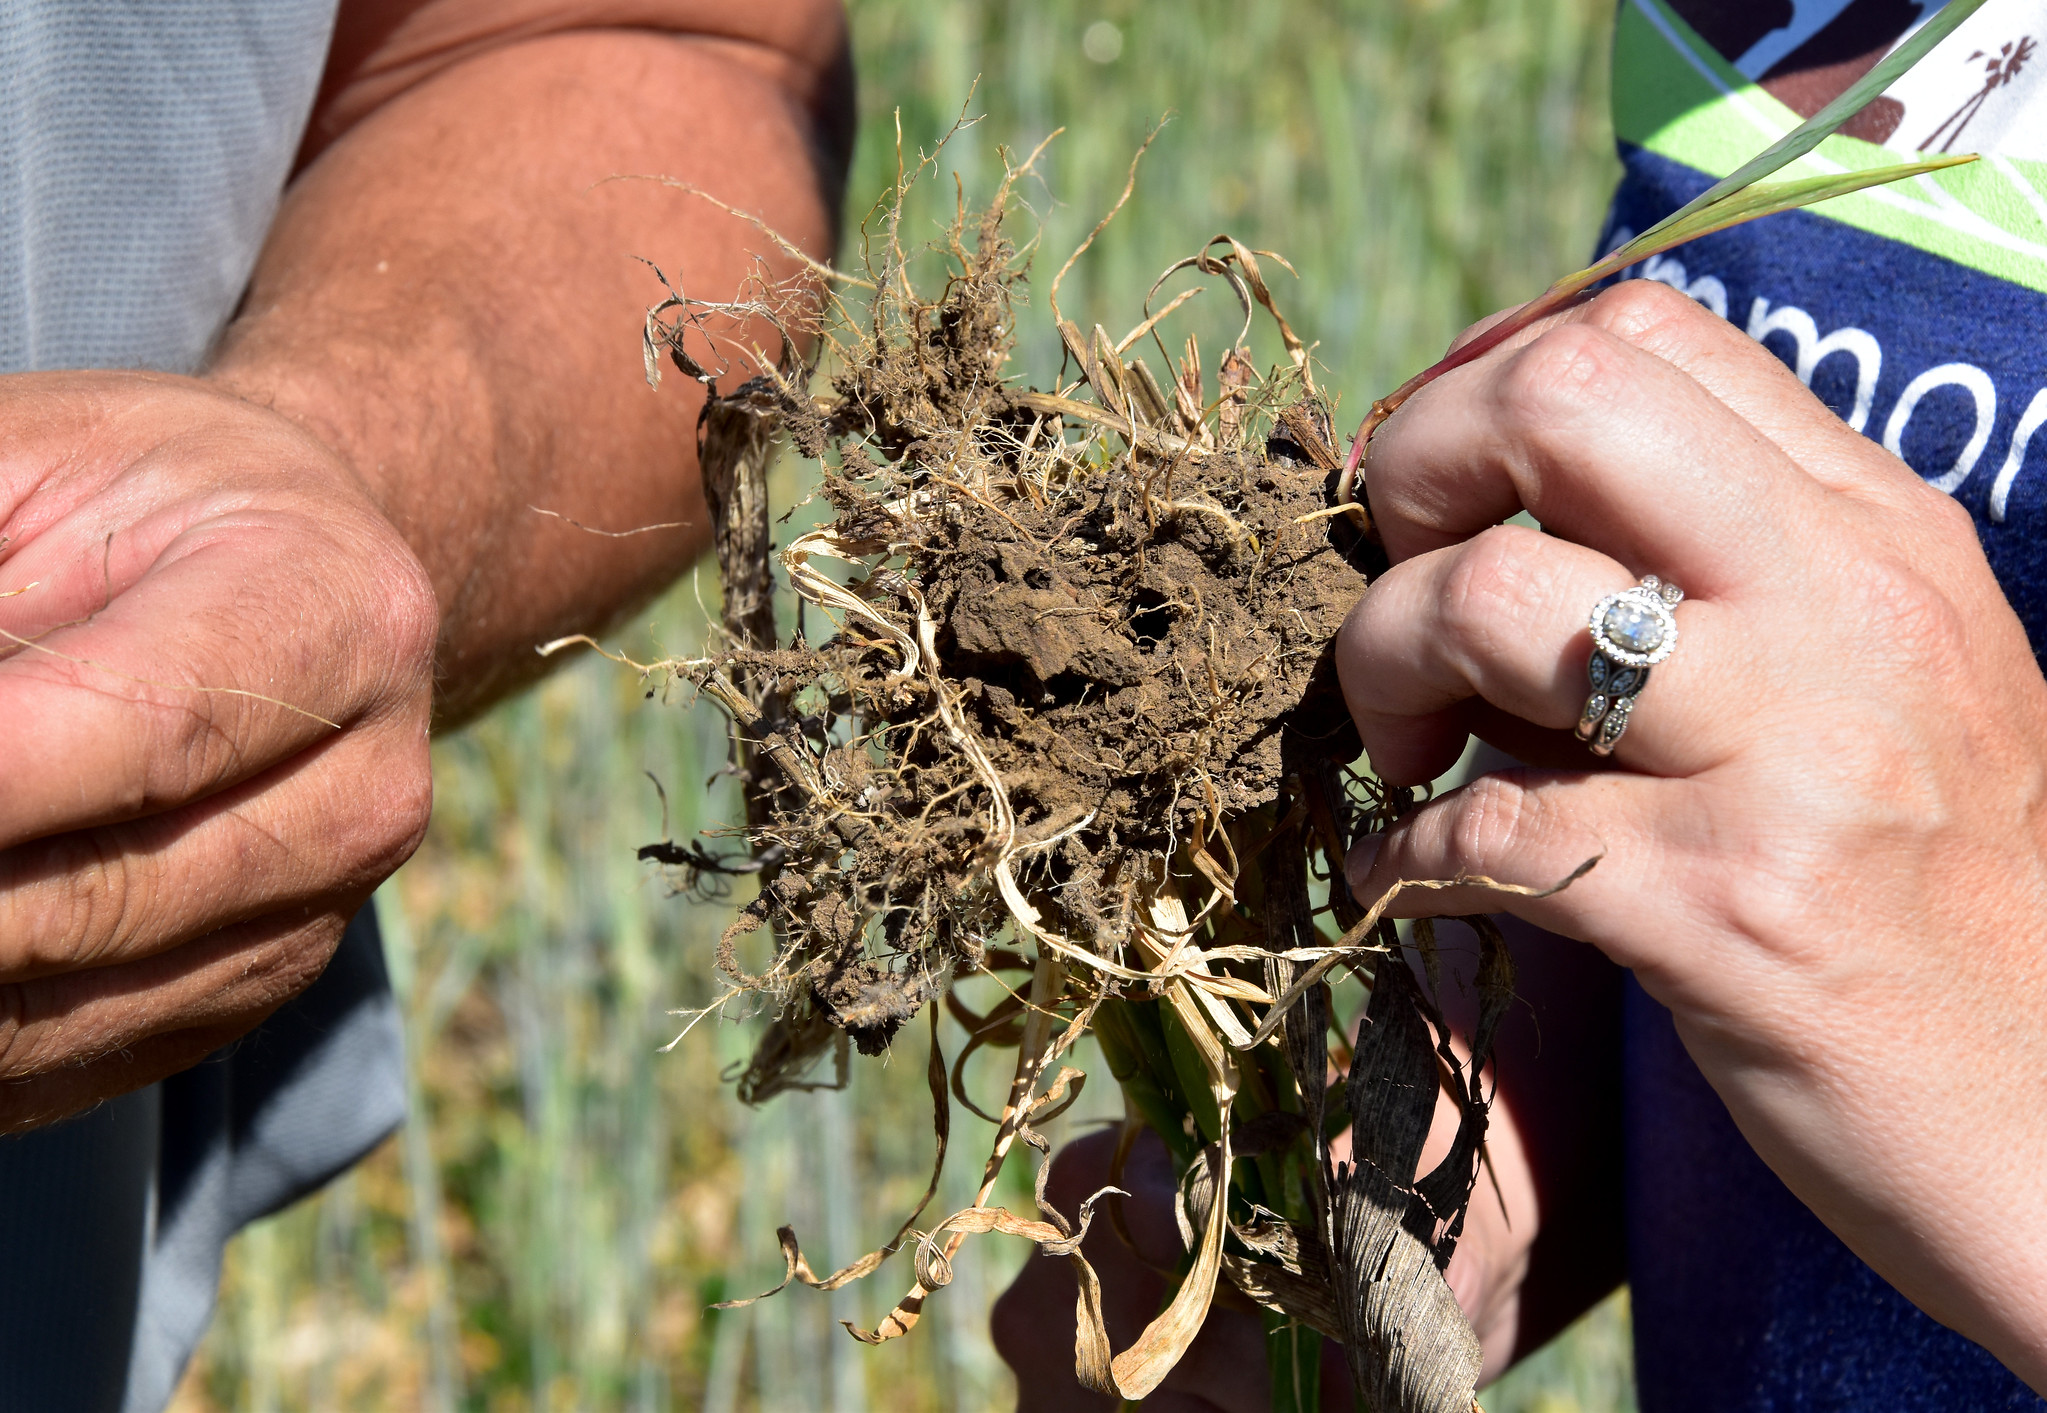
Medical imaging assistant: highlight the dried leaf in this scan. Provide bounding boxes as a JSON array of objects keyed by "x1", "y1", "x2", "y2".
[
  {"x1": 1217, "y1": 347, "x2": 1254, "y2": 451},
  {"x1": 713, "y1": 1005, "x2": 951, "y2": 1309},
  {"x1": 1224, "y1": 1253, "x2": 1344, "y2": 1342},
  {"x1": 1211, "y1": 235, "x2": 1312, "y2": 393}
]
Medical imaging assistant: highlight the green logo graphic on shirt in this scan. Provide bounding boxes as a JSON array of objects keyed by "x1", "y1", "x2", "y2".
[{"x1": 1616, "y1": 0, "x2": 2047, "y2": 294}]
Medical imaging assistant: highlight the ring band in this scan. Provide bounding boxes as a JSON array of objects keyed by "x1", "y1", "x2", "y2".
[{"x1": 1577, "y1": 574, "x2": 1682, "y2": 756}]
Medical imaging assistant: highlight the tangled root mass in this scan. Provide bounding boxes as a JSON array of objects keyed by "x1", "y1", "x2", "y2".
[{"x1": 668, "y1": 183, "x2": 1375, "y2": 1073}]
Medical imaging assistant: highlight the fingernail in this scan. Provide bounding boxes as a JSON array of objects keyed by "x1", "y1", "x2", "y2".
[{"x1": 1345, "y1": 833, "x2": 1383, "y2": 896}]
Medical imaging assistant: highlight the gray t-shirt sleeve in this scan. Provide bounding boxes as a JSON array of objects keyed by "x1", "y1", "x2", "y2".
[{"x1": 0, "y1": 0, "x2": 339, "y2": 374}]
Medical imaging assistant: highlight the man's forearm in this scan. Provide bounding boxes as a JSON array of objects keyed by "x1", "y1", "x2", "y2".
[{"x1": 209, "y1": 4, "x2": 849, "y2": 723}]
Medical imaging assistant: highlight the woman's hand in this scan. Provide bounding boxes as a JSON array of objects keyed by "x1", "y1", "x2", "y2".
[{"x1": 1339, "y1": 278, "x2": 2047, "y2": 1388}]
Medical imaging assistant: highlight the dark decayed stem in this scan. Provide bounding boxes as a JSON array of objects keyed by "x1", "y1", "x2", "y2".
[
  {"x1": 700, "y1": 378, "x2": 782, "y2": 660},
  {"x1": 696, "y1": 376, "x2": 849, "y2": 1096},
  {"x1": 699, "y1": 374, "x2": 794, "y2": 849}
]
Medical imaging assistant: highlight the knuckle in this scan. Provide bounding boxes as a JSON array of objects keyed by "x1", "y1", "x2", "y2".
[
  {"x1": 1338, "y1": 582, "x2": 1373, "y2": 647},
  {"x1": 251, "y1": 921, "x2": 345, "y2": 1010},
  {"x1": 1344, "y1": 563, "x2": 1400, "y2": 640},
  {"x1": 1843, "y1": 559, "x2": 1968, "y2": 675},
  {"x1": 1437, "y1": 774, "x2": 1538, "y2": 871},
  {"x1": 1438, "y1": 526, "x2": 1546, "y2": 660},
  {"x1": 0, "y1": 834, "x2": 145, "y2": 972},
  {"x1": 180, "y1": 919, "x2": 341, "y2": 1029},
  {"x1": 1920, "y1": 484, "x2": 1980, "y2": 547},
  {"x1": 376, "y1": 750, "x2": 435, "y2": 872},
  {"x1": 0, "y1": 987, "x2": 28, "y2": 1077},
  {"x1": 1339, "y1": 577, "x2": 1403, "y2": 700},
  {"x1": 384, "y1": 558, "x2": 442, "y2": 674},
  {"x1": 1493, "y1": 324, "x2": 1635, "y2": 439},
  {"x1": 1713, "y1": 832, "x2": 1858, "y2": 970},
  {"x1": 140, "y1": 651, "x2": 253, "y2": 805},
  {"x1": 362, "y1": 528, "x2": 440, "y2": 658},
  {"x1": 1588, "y1": 278, "x2": 1705, "y2": 345},
  {"x1": 310, "y1": 513, "x2": 438, "y2": 720},
  {"x1": 325, "y1": 747, "x2": 434, "y2": 896},
  {"x1": 361, "y1": 553, "x2": 440, "y2": 711},
  {"x1": 68, "y1": 836, "x2": 141, "y2": 966}
]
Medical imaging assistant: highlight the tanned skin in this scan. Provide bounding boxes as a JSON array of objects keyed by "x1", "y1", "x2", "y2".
[{"x1": 0, "y1": 0, "x2": 850, "y2": 1131}]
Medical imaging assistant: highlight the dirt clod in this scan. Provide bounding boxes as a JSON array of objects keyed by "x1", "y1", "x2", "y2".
[{"x1": 643, "y1": 140, "x2": 1500, "y2": 1411}]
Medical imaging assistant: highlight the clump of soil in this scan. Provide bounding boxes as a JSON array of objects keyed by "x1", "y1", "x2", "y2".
[
  {"x1": 665, "y1": 172, "x2": 1374, "y2": 1068},
  {"x1": 636, "y1": 146, "x2": 1505, "y2": 1412}
]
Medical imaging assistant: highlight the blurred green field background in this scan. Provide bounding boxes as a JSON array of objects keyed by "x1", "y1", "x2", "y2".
[{"x1": 171, "y1": 1, "x2": 1629, "y2": 1408}]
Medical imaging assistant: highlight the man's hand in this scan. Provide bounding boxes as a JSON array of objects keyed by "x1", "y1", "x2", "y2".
[
  {"x1": 1340, "y1": 278, "x2": 2047, "y2": 1387},
  {"x1": 0, "y1": 373, "x2": 435, "y2": 1131},
  {"x1": 0, "y1": 0, "x2": 848, "y2": 1127}
]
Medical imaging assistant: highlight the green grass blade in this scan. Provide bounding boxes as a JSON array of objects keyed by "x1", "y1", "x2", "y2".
[
  {"x1": 1644, "y1": 0, "x2": 1990, "y2": 242},
  {"x1": 1596, "y1": 151, "x2": 1976, "y2": 287}
]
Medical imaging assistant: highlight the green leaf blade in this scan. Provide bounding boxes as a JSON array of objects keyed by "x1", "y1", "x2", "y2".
[{"x1": 1603, "y1": 151, "x2": 1979, "y2": 282}]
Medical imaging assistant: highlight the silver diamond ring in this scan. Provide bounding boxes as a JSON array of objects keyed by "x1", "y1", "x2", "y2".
[{"x1": 1576, "y1": 575, "x2": 1682, "y2": 756}]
